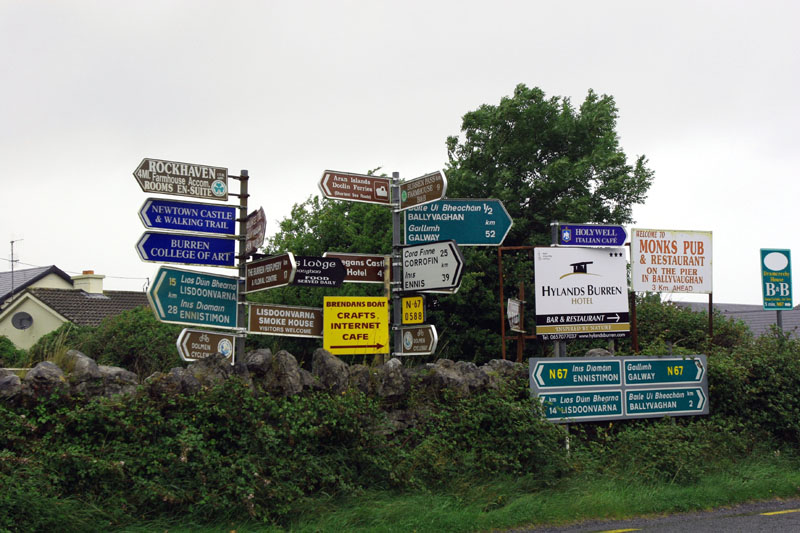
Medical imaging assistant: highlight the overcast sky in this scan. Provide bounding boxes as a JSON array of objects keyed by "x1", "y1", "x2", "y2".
[{"x1": 2, "y1": 1, "x2": 798, "y2": 305}]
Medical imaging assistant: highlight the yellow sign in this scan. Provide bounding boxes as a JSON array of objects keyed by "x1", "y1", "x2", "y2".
[
  {"x1": 401, "y1": 296, "x2": 424, "y2": 324},
  {"x1": 323, "y1": 297, "x2": 390, "y2": 355}
]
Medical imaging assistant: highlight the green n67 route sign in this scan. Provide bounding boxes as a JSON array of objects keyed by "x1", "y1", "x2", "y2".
[
  {"x1": 531, "y1": 359, "x2": 622, "y2": 389},
  {"x1": 148, "y1": 266, "x2": 238, "y2": 329},
  {"x1": 623, "y1": 357, "x2": 705, "y2": 386},
  {"x1": 530, "y1": 355, "x2": 708, "y2": 423}
]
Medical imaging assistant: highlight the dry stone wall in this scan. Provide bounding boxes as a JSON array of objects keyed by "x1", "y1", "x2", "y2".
[{"x1": 0, "y1": 348, "x2": 531, "y2": 414}]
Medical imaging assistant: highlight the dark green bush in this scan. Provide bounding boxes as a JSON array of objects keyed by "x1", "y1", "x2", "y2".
[
  {"x1": 78, "y1": 306, "x2": 183, "y2": 376},
  {"x1": 0, "y1": 381, "x2": 399, "y2": 525},
  {"x1": 581, "y1": 418, "x2": 720, "y2": 485},
  {"x1": 26, "y1": 323, "x2": 94, "y2": 365},
  {"x1": 0, "y1": 335, "x2": 26, "y2": 367},
  {"x1": 708, "y1": 329, "x2": 800, "y2": 443},
  {"x1": 396, "y1": 380, "x2": 570, "y2": 486},
  {"x1": 612, "y1": 294, "x2": 752, "y2": 355}
]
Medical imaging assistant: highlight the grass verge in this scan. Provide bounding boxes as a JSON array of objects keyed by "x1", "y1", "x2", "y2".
[{"x1": 127, "y1": 451, "x2": 800, "y2": 533}]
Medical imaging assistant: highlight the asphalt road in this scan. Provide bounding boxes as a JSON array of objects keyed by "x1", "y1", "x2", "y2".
[{"x1": 509, "y1": 497, "x2": 800, "y2": 532}]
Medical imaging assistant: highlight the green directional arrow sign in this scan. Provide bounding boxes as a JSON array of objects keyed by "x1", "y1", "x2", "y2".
[
  {"x1": 539, "y1": 390, "x2": 624, "y2": 422},
  {"x1": 148, "y1": 266, "x2": 238, "y2": 329},
  {"x1": 625, "y1": 387, "x2": 707, "y2": 417},
  {"x1": 404, "y1": 199, "x2": 513, "y2": 246},
  {"x1": 623, "y1": 357, "x2": 706, "y2": 386},
  {"x1": 531, "y1": 359, "x2": 622, "y2": 389}
]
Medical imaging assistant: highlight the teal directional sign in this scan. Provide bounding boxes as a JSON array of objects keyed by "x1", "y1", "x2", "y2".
[
  {"x1": 531, "y1": 359, "x2": 622, "y2": 389},
  {"x1": 530, "y1": 356, "x2": 709, "y2": 423},
  {"x1": 404, "y1": 199, "x2": 512, "y2": 246},
  {"x1": 147, "y1": 266, "x2": 238, "y2": 329},
  {"x1": 539, "y1": 390, "x2": 624, "y2": 422},
  {"x1": 626, "y1": 387, "x2": 707, "y2": 417},
  {"x1": 624, "y1": 357, "x2": 705, "y2": 386}
]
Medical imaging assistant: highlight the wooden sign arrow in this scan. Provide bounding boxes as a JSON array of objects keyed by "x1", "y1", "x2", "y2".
[
  {"x1": 176, "y1": 329, "x2": 236, "y2": 362},
  {"x1": 398, "y1": 170, "x2": 447, "y2": 211},
  {"x1": 245, "y1": 207, "x2": 267, "y2": 257},
  {"x1": 319, "y1": 170, "x2": 392, "y2": 205},
  {"x1": 244, "y1": 253, "x2": 296, "y2": 293},
  {"x1": 323, "y1": 252, "x2": 388, "y2": 284},
  {"x1": 395, "y1": 324, "x2": 438, "y2": 356},
  {"x1": 133, "y1": 158, "x2": 229, "y2": 201}
]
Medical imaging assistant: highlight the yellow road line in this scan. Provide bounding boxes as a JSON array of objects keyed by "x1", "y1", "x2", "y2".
[
  {"x1": 761, "y1": 508, "x2": 800, "y2": 516},
  {"x1": 598, "y1": 529, "x2": 641, "y2": 532}
]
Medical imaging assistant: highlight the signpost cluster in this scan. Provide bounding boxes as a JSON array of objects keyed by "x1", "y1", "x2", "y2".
[
  {"x1": 135, "y1": 158, "x2": 265, "y2": 363},
  {"x1": 319, "y1": 169, "x2": 474, "y2": 356},
  {"x1": 136, "y1": 158, "x2": 719, "y2": 427},
  {"x1": 316, "y1": 169, "x2": 515, "y2": 356},
  {"x1": 138, "y1": 162, "x2": 513, "y2": 364}
]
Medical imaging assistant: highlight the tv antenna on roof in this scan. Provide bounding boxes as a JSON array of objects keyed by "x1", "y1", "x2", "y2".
[{"x1": 10, "y1": 239, "x2": 23, "y2": 300}]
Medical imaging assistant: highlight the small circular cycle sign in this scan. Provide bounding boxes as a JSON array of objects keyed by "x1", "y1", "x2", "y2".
[{"x1": 217, "y1": 338, "x2": 233, "y2": 358}]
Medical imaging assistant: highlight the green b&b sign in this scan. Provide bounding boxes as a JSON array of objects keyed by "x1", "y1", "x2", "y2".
[{"x1": 761, "y1": 249, "x2": 792, "y2": 310}]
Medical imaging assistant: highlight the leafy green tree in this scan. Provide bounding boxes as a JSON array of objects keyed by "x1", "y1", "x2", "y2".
[
  {"x1": 433, "y1": 84, "x2": 654, "y2": 361},
  {"x1": 445, "y1": 84, "x2": 654, "y2": 246},
  {"x1": 266, "y1": 194, "x2": 392, "y2": 258}
]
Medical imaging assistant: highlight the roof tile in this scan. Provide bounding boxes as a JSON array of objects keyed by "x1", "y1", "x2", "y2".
[{"x1": 27, "y1": 288, "x2": 149, "y2": 327}]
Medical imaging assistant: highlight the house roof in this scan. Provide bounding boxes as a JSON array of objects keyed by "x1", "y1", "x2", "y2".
[
  {"x1": 675, "y1": 301, "x2": 800, "y2": 338},
  {"x1": 0, "y1": 265, "x2": 73, "y2": 303},
  {"x1": 25, "y1": 287, "x2": 149, "y2": 327}
]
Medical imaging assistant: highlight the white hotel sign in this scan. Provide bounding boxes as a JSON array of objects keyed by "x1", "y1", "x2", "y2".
[{"x1": 534, "y1": 247, "x2": 630, "y2": 340}]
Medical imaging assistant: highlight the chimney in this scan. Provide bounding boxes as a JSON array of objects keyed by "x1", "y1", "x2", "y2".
[{"x1": 72, "y1": 270, "x2": 105, "y2": 294}]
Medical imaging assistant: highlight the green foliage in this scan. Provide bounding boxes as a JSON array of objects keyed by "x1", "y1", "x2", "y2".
[
  {"x1": 18, "y1": 307, "x2": 181, "y2": 376},
  {"x1": 0, "y1": 335, "x2": 26, "y2": 367},
  {"x1": 0, "y1": 383, "x2": 398, "y2": 526},
  {"x1": 266, "y1": 194, "x2": 392, "y2": 258},
  {"x1": 395, "y1": 379, "x2": 570, "y2": 486},
  {"x1": 621, "y1": 294, "x2": 752, "y2": 354},
  {"x1": 708, "y1": 330, "x2": 800, "y2": 443},
  {"x1": 78, "y1": 306, "x2": 183, "y2": 376},
  {"x1": 577, "y1": 419, "x2": 728, "y2": 485},
  {"x1": 445, "y1": 84, "x2": 654, "y2": 247},
  {"x1": 0, "y1": 377, "x2": 578, "y2": 527},
  {"x1": 26, "y1": 323, "x2": 94, "y2": 365}
]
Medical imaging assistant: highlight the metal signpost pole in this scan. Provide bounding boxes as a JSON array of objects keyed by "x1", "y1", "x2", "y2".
[
  {"x1": 235, "y1": 170, "x2": 249, "y2": 364},
  {"x1": 550, "y1": 222, "x2": 566, "y2": 357},
  {"x1": 390, "y1": 171, "x2": 403, "y2": 364},
  {"x1": 499, "y1": 247, "x2": 507, "y2": 360}
]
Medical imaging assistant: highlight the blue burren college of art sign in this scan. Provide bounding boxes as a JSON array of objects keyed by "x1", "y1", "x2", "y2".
[{"x1": 136, "y1": 232, "x2": 236, "y2": 267}]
